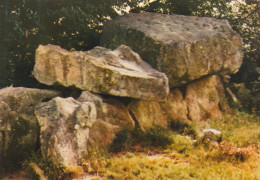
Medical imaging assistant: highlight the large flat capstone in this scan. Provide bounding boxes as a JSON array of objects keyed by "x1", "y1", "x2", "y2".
[
  {"x1": 34, "y1": 44, "x2": 169, "y2": 101},
  {"x1": 101, "y1": 13, "x2": 243, "y2": 87}
]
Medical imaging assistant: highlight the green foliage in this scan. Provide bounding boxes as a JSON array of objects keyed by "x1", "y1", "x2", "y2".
[
  {"x1": 81, "y1": 146, "x2": 111, "y2": 174},
  {"x1": 253, "y1": 67, "x2": 260, "y2": 90},
  {"x1": 193, "y1": 0, "x2": 260, "y2": 89},
  {"x1": 170, "y1": 120, "x2": 199, "y2": 139},
  {"x1": 0, "y1": 0, "x2": 129, "y2": 87},
  {"x1": 132, "y1": 0, "x2": 203, "y2": 15}
]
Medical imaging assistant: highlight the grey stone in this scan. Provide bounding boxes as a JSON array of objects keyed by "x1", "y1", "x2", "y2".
[
  {"x1": 35, "y1": 91, "x2": 134, "y2": 171},
  {"x1": 200, "y1": 128, "x2": 222, "y2": 142},
  {"x1": 0, "y1": 87, "x2": 60, "y2": 167},
  {"x1": 101, "y1": 13, "x2": 243, "y2": 87}
]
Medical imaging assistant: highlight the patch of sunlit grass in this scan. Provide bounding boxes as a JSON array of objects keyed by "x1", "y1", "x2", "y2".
[
  {"x1": 95, "y1": 111, "x2": 260, "y2": 179},
  {"x1": 22, "y1": 111, "x2": 260, "y2": 179},
  {"x1": 210, "y1": 111, "x2": 260, "y2": 148}
]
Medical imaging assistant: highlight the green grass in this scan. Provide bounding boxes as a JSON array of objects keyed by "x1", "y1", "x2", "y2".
[
  {"x1": 99, "y1": 153, "x2": 260, "y2": 180},
  {"x1": 22, "y1": 111, "x2": 260, "y2": 179},
  {"x1": 210, "y1": 111, "x2": 260, "y2": 148},
  {"x1": 84, "y1": 111, "x2": 260, "y2": 180},
  {"x1": 22, "y1": 152, "x2": 71, "y2": 180}
]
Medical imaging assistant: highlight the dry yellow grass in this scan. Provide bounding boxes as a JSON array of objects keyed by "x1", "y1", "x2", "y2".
[
  {"x1": 85, "y1": 111, "x2": 260, "y2": 180},
  {"x1": 23, "y1": 111, "x2": 260, "y2": 179}
]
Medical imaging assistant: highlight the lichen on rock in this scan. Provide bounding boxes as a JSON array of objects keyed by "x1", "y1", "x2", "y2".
[
  {"x1": 0, "y1": 87, "x2": 60, "y2": 169},
  {"x1": 129, "y1": 75, "x2": 230, "y2": 131},
  {"x1": 101, "y1": 12, "x2": 243, "y2": 87},
  {"x1": 34, "y1": 44, "x2": 169, "y2": 101},
  {"x1": 35, "y1": 91, "x2": 134, "y2": 170}
]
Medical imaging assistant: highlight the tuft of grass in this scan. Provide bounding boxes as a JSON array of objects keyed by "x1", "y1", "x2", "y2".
[
  {"x1": 210, "y1": 111, "x2": 260, "y2": 148},
  {"x1": 80, "y1": 146, "x2": 111, "y2": 175},
  {"x1": 170, "y1": 120, "x2": 198, "y2": 139},
  {"x1": 22, "y1": 152, "x2": 72, "y2": 180}
]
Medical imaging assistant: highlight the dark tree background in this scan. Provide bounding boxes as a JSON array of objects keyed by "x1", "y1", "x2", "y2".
[{"x1": 0, "y1": 0, "x2": 259, "y2": 90}]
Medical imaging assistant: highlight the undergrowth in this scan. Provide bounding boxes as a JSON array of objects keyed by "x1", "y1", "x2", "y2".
[
  {"x1": 22, "y1": 111, "x2": 260, "y2": 179},
  {"x1": 86, "y1": 111, "x2": 260, "y2": 179},
  {"x1": 109, "y1": 128, "x2": 172, "y2": 152},
  {"x1": 210, "y1": 111, "x2": 260, "y2": 148},
  {"x1": 22, "y1": 152, "x2": 72, "y2": 180}
]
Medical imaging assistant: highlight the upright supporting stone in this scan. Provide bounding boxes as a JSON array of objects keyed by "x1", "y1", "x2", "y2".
[
  {"x1": 0, "y1": 87, "x2": 60, "y2": 168},
  {"x1": 129, "y1": 75, "x2": 230, "y2": 131},
  {"x1": 35, "y1": 91, "x2": 135, "y2": 171}
]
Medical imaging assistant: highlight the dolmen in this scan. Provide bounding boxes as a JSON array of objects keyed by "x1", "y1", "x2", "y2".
[{"x1": 1, "y1": 13, "x2": 243, "y2": 173}]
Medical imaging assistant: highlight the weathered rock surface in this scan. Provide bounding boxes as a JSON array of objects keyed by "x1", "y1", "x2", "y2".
[
  {"x1": 200, "y1": 128, "x2": 222, "y2": 142},
  {"x1": 185, "y1": 75, "x2": 231, "y2": 121},
  {"x1": 35, "y1": 91, "x2": 134, "y2": 170},
  {"x1": 78, "y1": 91, "x2": 135, "y2": 148},
  {"x1": 101, "y1": 13, "x2": 243, "y2": 87},
  {"x1": 166, "y1": 88, "x2": 190, "y2": 124},
  {"x1": 0, "y1": 87, "x2": 60, "y2": 168},
  {"x1": 34, "y1": 44, "x2": 169, "y2": 101},
  {"x1": 129, "y1": 75, "x2": 230, "y2": 131},
  {"x1": 129, "y1": 88, "x2": 189, "y2": 131},
  {"x1": 129, "y1": 100, "x2": 169, "y2": 131}
]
